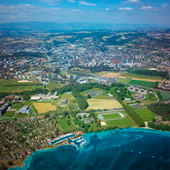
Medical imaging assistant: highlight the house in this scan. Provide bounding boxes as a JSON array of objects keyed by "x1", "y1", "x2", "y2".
[
  {"x1": 125, "y1": 98, "x2": 131, "y2": 101},
  {"x1": 129, "y1": 86, "x2": 148, "y2": 94},
  {"x1": 18, "y1": 106, "x2": 30, "y2": 113},
  {"x1": 0, "y1": 102, "x2": 11, "y2": 115},
  {"x1": 77, "y1": 113, "x2": 89, "y2": 118},
  {"x1": 61, "y1": 99, "x2": 67, "y2": 104},
  {"x1": 84, "y1": 118, "x2": 93, "y2": 123},
  {"x1": 30, "y1": 96, "x2": 42, "y2": 100}
]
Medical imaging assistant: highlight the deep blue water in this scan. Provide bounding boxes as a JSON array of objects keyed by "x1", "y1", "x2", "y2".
[{"x1": 10, "y1": 128, "x2": 170, "y2": 170}]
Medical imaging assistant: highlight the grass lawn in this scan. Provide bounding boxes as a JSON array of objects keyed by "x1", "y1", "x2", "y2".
[
  {"x1": 94, "y1": 71, "x2": 120, "y2": 78},
  {"x1": 86, "y1": 99, "x2": 122, "y2": 110},
  {"x1": 59, "y1": 93, "x2": 75, "y2": 100},
  {"x1": 3, "y1": 111, "x2": 15, "y2": 117},
  {"x1": 133, "y1": 108, "x2": 158, "y2": 121},
  {"x1": 129, "y1": 80, "x2": 154, "y2": 88},
  {"x1": 80, "y1": 88, "x2": 108, "y2": 96},
  {"x1": 102, "y1": 113, "x2": 122, "y2": 119},
  {"x1": 58, "y1": 119, "x2": 77, "y2": 132},
  {"x1": 116, "y1": 78, "x2": 132, "y2": 84},
  {"x1": 106, "y1": 113, "x2": 137, "y2": 128},
  {"x1": 11, "y1": 103, "x2": 23, "y2": 110},
  {"x1": 91, "y1": 95, "x2": 111, "y2": 100},
  {"x1": 15, "y1": 113, "x2": 28, "y2": 118},
  {"x1": 47, "y1": 82, "x2": 65, "y2": 91},
  {"x1": 34, "y1": 103, "x2": 57, "y2": 114}
]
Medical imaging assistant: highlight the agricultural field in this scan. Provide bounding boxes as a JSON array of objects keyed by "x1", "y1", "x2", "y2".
[
  {"x1": 80, "y1": 88, "x2": 108, "y2": 96},
  {"x1": 58, "y1": 119, "x2": 77, "y2": 132},
  {"x1": 120, "y1": 73, "x2": 163, "y2": 82},
  {"x1": 34, "y1": 103, "x2": 57, "y2": 114},
  {"x1": 160, "y1": 92, "x2": 170, "y2": 100},
  {"x1": 129, "y1": 80, "x2": 154, "y2": 88},
  {"x1": 102, "y1": 113, "x2": 122, "y2": 120},
  {"x1": 86, "y1": 99, "x2": 122, "y2": 110},
  {"x1": 94, "y1": 71, "x2": 120, "y2": 78},
  {"x1": 0, "y1": 79, "x2": 44, "y2": 92},
  {"x1": 47, "y1": 82, "x2": 65, "y2": 91},
  {"x1": 91, "y1": 95, "x2": 111, "y2": 100},
  {"x1": 105, "y1": 112, "x2": 137, "y2": 128},
  {"x1": 133, "y1": 108, "x2": 158, "y2": 121}
]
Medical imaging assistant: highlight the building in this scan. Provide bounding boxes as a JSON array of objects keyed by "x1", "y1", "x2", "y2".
[
  {"x1": 18, "y1": 106, "x2": 31, "y2": 113},
  {"x1": 61, "y1": 99, "x2": 67, "y2": 104},
  {"x1": 129, "y1": 86, "x2": 148, "y2": 94},
  {"x1": 125, "y1": 98, "x2": 131, "y2": 101},
  {"x1": 0, "y1": 102, "x2": 11, "y2": 115},
  {"x1": 30, "y1": 96, "x2": 42, "y2": 100}
]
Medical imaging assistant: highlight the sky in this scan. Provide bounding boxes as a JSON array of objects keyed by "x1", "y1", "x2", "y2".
[{"x1": 1, "y1": 0, "x2": 170, "y2": 27}]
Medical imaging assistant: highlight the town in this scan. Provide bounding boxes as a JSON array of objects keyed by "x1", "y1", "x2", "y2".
[{"x1": 0, "y1": 29, "x2": 170, "y2": 169}]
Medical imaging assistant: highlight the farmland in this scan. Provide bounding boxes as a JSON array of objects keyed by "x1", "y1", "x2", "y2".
[
  {"x1": 129, "y1": 80, "x2": 154, "y2": 88},
  {"x1": 116, "y1": 78, "x2": 132, "y2": 84},
  {"x1": 34, "y1": 103, "x2": 57, "y2": 114},
  {"x1": 120, "y1": 72, "x2": 163, "y2": 82},
  {"x1": 94, "y1": 71, "x2": 120, "y2": 78},
  {"x1": 58, "y1": 119, "x2": 77, "y2": 132},
  {"x1": 86, "y1": 99, "x2": 122, "y2": 110},
  {"x1": 160, "y1": 92, "x2": 170, "y2": 100},
  {"x1": 133, "y1": 108, "x2": 158, "y2": 121},
  {"x1": 0, "y1": 79, "x2": 44, "y2": 92},
  {"x1": 47, "y1": 82, "x2": 65, "y2": 91}
]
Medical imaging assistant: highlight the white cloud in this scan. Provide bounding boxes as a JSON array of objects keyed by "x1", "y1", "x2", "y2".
[
  {"x1": 128, "y1": 0, "x2": 140, "y2": 2},
  {"x1": 67, "y1": 0, "x2": 76, "y2": 3},
  {"x1": 141, "y1": 6, "x2": 153, "y2": 10},
  {"x1": 119, "y1": 7, "x2": 133, "y2": 10},
  {"x1": 105, "y1": 8, "x2": 110, "y2": 11},
  {"x1": 79, "y1": 1, "x2": 97, "y2": 6},
  {"x1": 161, "y1": 3, "x2": 168, "y2": 8}
]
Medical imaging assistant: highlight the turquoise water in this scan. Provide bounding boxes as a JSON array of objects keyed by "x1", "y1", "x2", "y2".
[{"x1": 10, "y1": 128, "x2": 170, "y2": 170}]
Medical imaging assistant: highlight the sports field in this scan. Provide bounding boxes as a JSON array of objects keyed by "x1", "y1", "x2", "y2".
[
  {"x1": 102, "y1": 113, "x2": 122, "y2": 119},
  {"x1": 34, "y1": 103, "x2": 57, "y2": 114},
  {"x1": 58, "y1": 119, "x2": 77, "y2": 132},
  {"x1": 3, "y1": 111, "x2": 15, "y2": 117},
  {"x1": 86, "y1": 99, "x2": 122, "y2": 110},
  {"x1": 80, "y1": 88, "x2": 108, "y2": 96},
  {"x1": 106, "y1": 114, "x2": 137, "y2": 128},
  {"x1": 133, "y1": 108, "x2": 158, "y2": 121},
  {"x1": 91, "y1": 95, "x2": 111, "y2": 100}
]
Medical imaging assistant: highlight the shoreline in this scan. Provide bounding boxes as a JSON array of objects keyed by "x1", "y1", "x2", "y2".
[{"x1": 8, "y1": 127, "x2": 170, "y2": 169}]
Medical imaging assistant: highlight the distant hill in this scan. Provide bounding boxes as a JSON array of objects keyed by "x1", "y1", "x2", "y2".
[{"x1": 0, "y1": 22, "x2": 169, "y2": 31}]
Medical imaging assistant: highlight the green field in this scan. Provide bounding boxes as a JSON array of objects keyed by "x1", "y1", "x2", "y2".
[
  {"x1": 59, "y1": 93, "x2": 75, "y2": 100},
  {"x1": 116, "y1": 78, "x2": 132, "y2": 84},
  {"x1": 0, "y1": 79, "x2": 44, "y2": 92},
  {"x1": 106, "y1": 113, "x2": 137, "y2": 128},
  {"x1": 3, "y1": 111, "x2": 15, "y2": 117},
  {"x1": 58, "y1": 119, "x2": 77, "y2": 132},
  {"x1": 91, "y1": 95, "x2": 110, "y2": 100},
  {"x1": 80, "y1": 88, "x2": 108, "y2": 96},
  {"x1": 129, "y1": 80, "x2": 154, "y2": 88},
  {"x1": 102, "y1": 113, "x2": 122, "y2": 119},
  {"x1": 133, "y1": 108, "x2": 158, "y2": 121},
  {"x1": 47, "y1": 82, "x2": 65, "y2": 91}
]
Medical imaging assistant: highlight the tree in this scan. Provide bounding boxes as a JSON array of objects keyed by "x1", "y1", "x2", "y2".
[
  {"x1": 153, "y1": 118, "x2": 156, "y2": 122},
  {"x1": 23, "y1": 94, "x2": 30, "y2": 100},
  {"x1": 68, "y1": 137, "x2": 71, "y2": 144},
  {"x1": 7, "y1": 160, "x2": 13, "y2": 166}
]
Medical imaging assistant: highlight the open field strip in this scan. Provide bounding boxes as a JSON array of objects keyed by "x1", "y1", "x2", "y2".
[
  {"x1": 86, "y1": 99, "x2": 122, "y2": 110},
  {"x1": 34, "y1": 103, "x2": 57, "y2": 114},
  {"x1": 80, "y1": 88, "x2": 108, "y2": 96},
  {"x1": 119, "y1": 76, "x2": 162, "y2": 82}
]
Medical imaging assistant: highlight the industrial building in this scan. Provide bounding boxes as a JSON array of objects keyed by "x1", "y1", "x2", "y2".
[{"x1": 0, "y1": 102, "x2": 11, "y2": 115}]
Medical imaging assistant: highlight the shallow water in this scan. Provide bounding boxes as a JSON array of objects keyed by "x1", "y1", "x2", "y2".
[{"x1": 10, "y1": 128, "x2": 170, "y2": 170}]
